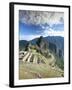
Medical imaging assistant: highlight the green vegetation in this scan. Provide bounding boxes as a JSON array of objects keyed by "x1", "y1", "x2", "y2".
[
  {"x1": 19, "y1": 60, "x2": 64, "y2": 79},
  {"x1": 19, "y1": 49, "x2": 64, "y2": 79},
  {"x1": 19, "y1": 36, "x2": 64, "y2": 79},
  {"x1": 55, "y1": 57, "x2": 64, "y2": 70}
]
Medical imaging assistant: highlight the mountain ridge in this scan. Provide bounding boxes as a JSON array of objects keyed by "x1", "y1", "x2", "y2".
[{"x1": 19, "y1": 36, "x2": 64, "y2": 59}]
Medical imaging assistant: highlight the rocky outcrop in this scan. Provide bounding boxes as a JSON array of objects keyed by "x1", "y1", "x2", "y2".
[{"x1": 36, "y1": 36, "x2": 49, "y2": 57}]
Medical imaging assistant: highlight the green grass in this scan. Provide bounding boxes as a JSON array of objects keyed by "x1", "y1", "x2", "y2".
[
  {"x1": 49, "y1": 50, "x2": 64, "y2": 70},
  {"x1": 19, "y1": 55, "x2": 64, "y2": 79},
  {"x1": 55, "y1": 57, "x2": 64, "y2": 70},
  {"x1": 19, "y1": 48, "x2": 64, "y2": 79}
]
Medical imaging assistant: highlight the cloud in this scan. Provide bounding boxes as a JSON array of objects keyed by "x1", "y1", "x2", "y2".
[
  {"x1": 20, "y1": 28, "x2": 64, "y2": 40},
  {"x1": 19, "y1": 34, "x2": 41, "y2": 41},
  {"x1": 19, "y1": 10, "x2": 64, "y2": 25},
  {"x1": 19, "y1": 11, "x2": 64, "y2": 40},
  {"x1": 43, "y1": 28, "x2": 64, "y2": 37}
]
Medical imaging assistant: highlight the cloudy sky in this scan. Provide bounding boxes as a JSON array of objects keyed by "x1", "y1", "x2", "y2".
[{"x1": 19, "y1": 10, "x2": 64, "y2": 41}]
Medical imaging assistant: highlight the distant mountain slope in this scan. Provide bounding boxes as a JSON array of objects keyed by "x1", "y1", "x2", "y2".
[
  {"x1": 19, "y1": 40, "x2": 28, "y2": 50},
  {"x1": 19, "y1": 36, "x2": 64, "y2": 58},
  {"x1": 45, "y1": 36, "x2": 64, "y2": 50},
  {"x1": 30, "y1": 36, "x2": 64, "y2": 49},
  {"x1": 30, "y1": 36, "x2": 64, "y2": 52}
]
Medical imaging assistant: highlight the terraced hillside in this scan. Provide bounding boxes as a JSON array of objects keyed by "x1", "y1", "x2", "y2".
[
  {"x1": 19, "y1": 50, "x2": 64, "y2": 79},
  {"x1": 19, "y1": 36, "x2": 64, "y2": 79}
]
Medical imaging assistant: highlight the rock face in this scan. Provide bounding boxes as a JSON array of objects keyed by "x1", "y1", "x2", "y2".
[
  {"x1": 49, "y1": 42, "x2": 57, "y2": 53},
  {"x1": 36, "y1": 36, "x2": 48, "y2": 50},
  {"x1": 58, "y1": 49, "x2": 64, "y2": 58},
  {"x1": 36, "y1": 36, "x2": 49, "y2": 57},
  {"x1": 49, "y1": 42, "x2": 64, "y2": 59},
  {"x1": 45, "y1": 36, "x2": 64, "y2": 59}
]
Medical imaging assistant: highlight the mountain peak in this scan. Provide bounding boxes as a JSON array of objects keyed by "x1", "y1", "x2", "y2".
[{"x1": 36, "y1": 36, "x2": 48, "y2": 49}]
